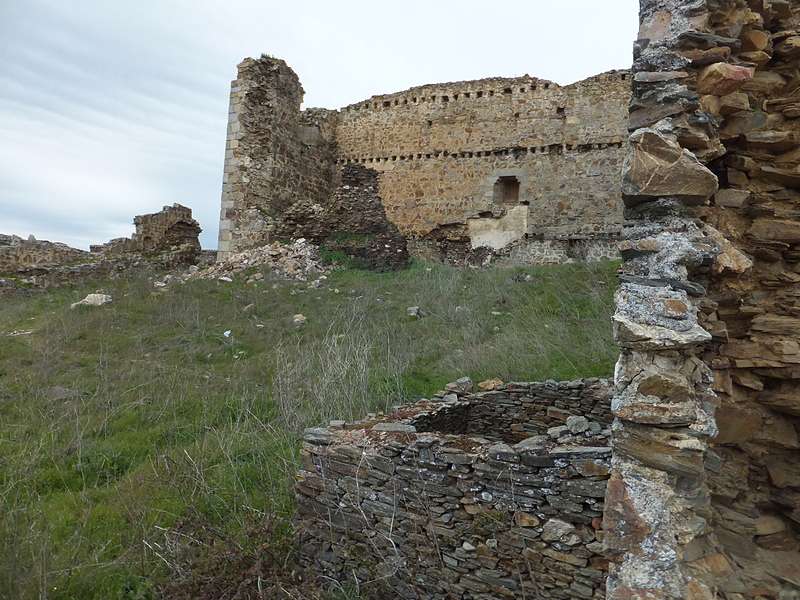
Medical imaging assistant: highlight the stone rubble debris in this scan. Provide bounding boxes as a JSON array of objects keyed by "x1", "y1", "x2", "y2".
[
  {"x1": 70, "y1": 293, "x2": 113, "y2": 309},
  {"x1": 189, "y1": 239, "x2": 327, "y2": 282}
]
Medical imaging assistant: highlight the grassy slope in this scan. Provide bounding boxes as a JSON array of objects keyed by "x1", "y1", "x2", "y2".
[{"x1": 0, "y1": 259, "x2": 619, "y2": 599}]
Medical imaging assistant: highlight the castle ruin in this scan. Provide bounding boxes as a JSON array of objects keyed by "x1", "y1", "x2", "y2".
[
  {"x1": 293, "y1": 0, "x2": 800, "y2": 598},
  {"x1": 217, "y1": 59, "x2": 630, "y2": 266}
]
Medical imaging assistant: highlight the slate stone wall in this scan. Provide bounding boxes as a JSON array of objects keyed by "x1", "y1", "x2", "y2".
[
  {"x1": 606, "y1": 1, "x2": 800, "y2": 598},
  {"x1": 295, "y1": 379, "x2": 613, "y2": 599}
]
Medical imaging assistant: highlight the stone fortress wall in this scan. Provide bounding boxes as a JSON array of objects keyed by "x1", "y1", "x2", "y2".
[
  {"x1": 335, "y1": 72, "x2": 629, "y2": 263},
  {"x1": 217, "y1": 59, "x2": 631, "y2": 265}
]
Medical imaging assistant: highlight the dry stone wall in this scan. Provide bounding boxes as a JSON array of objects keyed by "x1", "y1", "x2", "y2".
[
  {"x1": 608, "y1": 1, "x2": 800, "y2": 599},
  {"x1": 217, "y1": 59, "x2": 630, "y2": 266},
  {"x1": 296, "y1": 379, "x2": 613, "y2": 599}
]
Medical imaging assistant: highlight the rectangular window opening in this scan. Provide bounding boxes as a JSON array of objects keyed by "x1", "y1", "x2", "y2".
[{"x1": 493, "y1": 176, "x2": 521, "y2": 203}]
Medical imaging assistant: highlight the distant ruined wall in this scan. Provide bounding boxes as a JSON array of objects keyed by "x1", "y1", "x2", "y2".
[
  {"x1": 217, "y1": 58, "x2": 630, "y2": 265},
  {"x1": 606, "y1": 1, "x2": 800, "y2": 599},
  {"x1": 1, "y1": 204, "x2": 203, "y2": 288},
  {"x1": 90, "y1": 203, "x2": 202, "y2": 259},
  {"x1": 0, "y1": 235, "x2": 87, "y2": 273}
]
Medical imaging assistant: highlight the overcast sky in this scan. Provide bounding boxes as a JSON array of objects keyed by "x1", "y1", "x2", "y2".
[{"x1": 0, "y1": 0, "x2": 639, "y2": 251}]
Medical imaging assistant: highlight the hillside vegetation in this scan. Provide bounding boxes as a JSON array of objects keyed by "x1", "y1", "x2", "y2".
[{"x1": 0, "y1": 259, "x2": 619, "y2": 599}]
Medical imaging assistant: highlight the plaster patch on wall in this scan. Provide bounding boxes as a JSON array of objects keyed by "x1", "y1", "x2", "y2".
[{"x1": 467, "y1": 205, "x2": 529, "y2": 250}]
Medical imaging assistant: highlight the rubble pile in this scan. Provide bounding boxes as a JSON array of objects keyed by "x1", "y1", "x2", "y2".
[{"x1": 190, "y1": 238, "x2": 328, "y2": 282}]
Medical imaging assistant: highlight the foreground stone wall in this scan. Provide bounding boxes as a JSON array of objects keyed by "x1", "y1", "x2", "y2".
[
  {"x1": 296, "y1": 379, "x2": 613, "y2": 599},
  {"x1": 217, "y1": 59, "x2": 630, "y2": 265},
  {"x1": 607, "y1": 1, "x2": 800, "y2": 598}
]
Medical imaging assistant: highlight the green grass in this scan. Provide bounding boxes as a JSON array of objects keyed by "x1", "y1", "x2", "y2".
[{"x1": 0, "y1": 259, "x2": 619, "y2": 599}]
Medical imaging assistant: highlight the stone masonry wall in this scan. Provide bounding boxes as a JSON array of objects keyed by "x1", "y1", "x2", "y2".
[
  {"x1": 296, "y1": 378, "x2": 613, "y2": 599},
  {"x1": 217, "y1": 58, "x2": 339, "y2": 258},
  {"x1": 335, "y1": 72, "x2": 629, "y2": 254},
  {"x1": 217, "y1": 60, "x2": 631, "y2": 266},
  {"x1": 606, "y1": 1, "x2": 800, "y2": 599}
]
